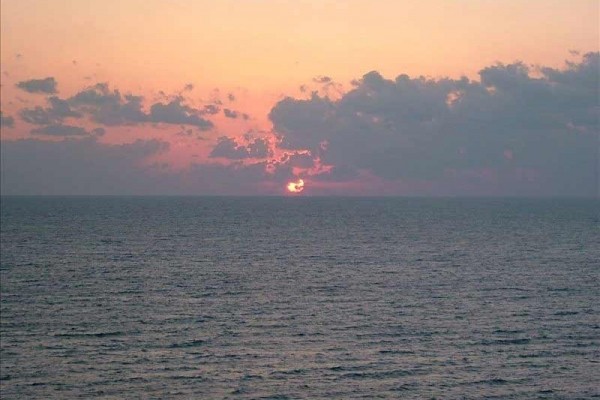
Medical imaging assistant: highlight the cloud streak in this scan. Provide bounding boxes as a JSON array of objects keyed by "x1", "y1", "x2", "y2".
[{"x1": 30, "y1": 124, "x2": 104, "y2": 137}]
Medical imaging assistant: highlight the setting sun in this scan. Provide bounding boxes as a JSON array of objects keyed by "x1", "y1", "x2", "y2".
[{"x1": 286, "y1": 179, "x2": 305, "y2": 193}]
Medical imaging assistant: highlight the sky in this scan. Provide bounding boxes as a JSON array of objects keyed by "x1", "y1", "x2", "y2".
[{"x1": 0, "y1": 0, "x2": 598, "y2": 196}]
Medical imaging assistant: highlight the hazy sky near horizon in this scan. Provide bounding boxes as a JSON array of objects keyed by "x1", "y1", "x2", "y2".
[{"x1": 1, "y1": 0, "x2": 598, "y2": 195}]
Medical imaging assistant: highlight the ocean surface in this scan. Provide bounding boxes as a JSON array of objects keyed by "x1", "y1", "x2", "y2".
[{"x1": 1, "y1": 196, "x2": 599, "y2": 399}]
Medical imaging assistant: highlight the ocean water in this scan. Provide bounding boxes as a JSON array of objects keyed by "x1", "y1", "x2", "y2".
[{"x1": 1, "y1": 196, "x2": 599, "y2": 399}]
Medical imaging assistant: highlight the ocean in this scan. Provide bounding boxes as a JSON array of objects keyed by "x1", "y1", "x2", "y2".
[{"x1": 1, "y1": 196, "x2": 598, "y2": 399}]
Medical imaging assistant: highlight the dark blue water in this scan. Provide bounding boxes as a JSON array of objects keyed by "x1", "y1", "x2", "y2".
[{"x1": 1, "y1": 197, "x2": 599, "y2": 399}]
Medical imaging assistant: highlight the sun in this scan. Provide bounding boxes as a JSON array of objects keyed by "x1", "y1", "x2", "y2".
[{"x1": 286, "y1": 179, "x2": 305, "y2": 193}]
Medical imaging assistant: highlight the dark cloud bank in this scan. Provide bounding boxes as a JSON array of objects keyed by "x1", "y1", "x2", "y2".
[
  {"x1": 1, "y1": 138, "x2": 175, "y2": 195},
  {"x1": 271, "y1": 52, "x2": 599, "y2": 196},
  {"x1": 1, "y1": 53, "x2": 598, "y2": 195},
  {"x1": 0, "y1": 136, "x2": 282, "y2": 195}
]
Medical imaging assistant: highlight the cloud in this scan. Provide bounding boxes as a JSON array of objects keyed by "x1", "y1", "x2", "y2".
[
  {"x1": 313, "y1": 75, "x2": 333, "y2": 84},
  {"x1": 269, "y1": 52, "x2": 599, "y2": 196},
  {"x1": 202, "y1": 104, "x2": 220, "y2": 115},
  {"x1": 49, "y1": 96, "x2": 82, "y2": 118},
  {"x1": 210, "y1": 136, "x2": 272, "y2": 159},
  {"x1": 1, "y1": 137, "x2": 169, "y2": 195},
  {"x1": 269, "y1": 92, "x2": 335, "y2": 149},
  {"x1": 20, "y1": 96, "x2": 81, "y2": 125},
  {"x1": 279, "y1": 152, "x2": 315, "y2": 168},
  {"x1": 184, "y1": 158, "x2": 305, "y2": 195},
  {"x1": 149, "y1": 97, "x2": 213, "y2": 130},
  {"x1": 20, "y1": 108, "x2": 54, "y2": 125},
  {"x1": 313, "y1": 165, "x2": 360, "y2": 182},
  {"x1": 3, "y1": 53, "x2": 597, "y2": 196},
  {"x1": 0, "y1": 112, "x2": 15, "y2": 128},
  {"x1": 223, "y1": 108, "x2": 249, "y2": 120},
  {"x1": 223, "y1": 108, "x2": 238, "y2": 119},
  {"x1": 30, "y1": 124, "x2": 104, "y2": 137},
  {"x1": 16, "y1": 77, "x2": 58, "y2": 94},
  {"x1": 175, "y1": 128, "x2": 194, "y2": 137},
  {"x1": 0, "y1": 136, "x2": 281, "y2": 195},
  {"x1": 68, "y1": 83, "x2": 147, "y2": 125},
  {"x1": 186, "y1": 161, "x2": 271, "y2": 194},
  {"x1": 12, "y1": 82, "x2": 216, "y2": 130}
]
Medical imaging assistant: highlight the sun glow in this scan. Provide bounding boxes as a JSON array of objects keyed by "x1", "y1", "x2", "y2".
[{"x1": 286, "y1": 179, "x2": 305, "y2": 193}]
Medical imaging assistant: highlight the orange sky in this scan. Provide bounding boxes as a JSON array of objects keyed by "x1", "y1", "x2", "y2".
[
  {"x1": 2, "y1": 1, "x2": 597, "y2": 128},
  {"x1": 2, "y1": 0, "x2": 598, "y2": 90},
  {"x1": 0, "y1": 0, "x2": 598, "y2": 195}
]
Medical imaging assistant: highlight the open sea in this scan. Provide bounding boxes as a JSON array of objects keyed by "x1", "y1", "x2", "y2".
[{"x1": 1, "y1": 196, "x2": 599, "y2": 399}]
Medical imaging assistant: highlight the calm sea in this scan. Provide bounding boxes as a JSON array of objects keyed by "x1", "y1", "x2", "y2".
[{"x1": 1, "y1": 196, "x2": 599, "y2": 399}]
